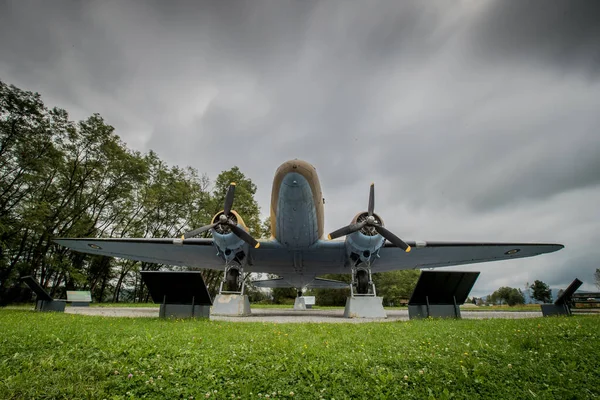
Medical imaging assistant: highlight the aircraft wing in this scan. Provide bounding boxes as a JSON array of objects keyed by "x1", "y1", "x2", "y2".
[
  {"x1": 372, "y1": 241, "x2": 564, "y2": 272},
  {"x1": 53, "y1": 238, "x2": 225, "y2": 269}
]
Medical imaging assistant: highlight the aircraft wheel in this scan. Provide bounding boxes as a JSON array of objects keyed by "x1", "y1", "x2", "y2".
[
  {"x1": 225, "y1": 268, "x2": 240, "y2": 291},
  {"x1": 356, "y1": 270, "x2": 369, "y2": 294}
]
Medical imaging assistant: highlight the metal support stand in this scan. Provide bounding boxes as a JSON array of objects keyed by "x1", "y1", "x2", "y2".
[
  {"x1": 350, "y1": 262, "x2": 377, "y2": 297},
  {"x1": 159, "y1": 295, "x2": 210, "y2": 319},
  {"x1": 541, "y1": 278, "x2": 582, "y2": 317},
  {"x1": 453, "y1": 295, "x2": 459, "y2": 318},
  {"x1": 35, "y1": 299, "x2": 66, "y2": 312},
  {"x1": 212, "y1": 260, "x2": 252, "y2": 316},
  {"x1": 218, "y1": 263, "x2": 245, "y2": 296}
]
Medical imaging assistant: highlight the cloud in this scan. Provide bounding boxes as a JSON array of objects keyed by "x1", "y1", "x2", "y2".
[
  {"x1": 466, "y1": 1, "x2": 600, "y2": 78},
  {"x1": 1, "y1": 0, "x2": 598, "y2": 294}
]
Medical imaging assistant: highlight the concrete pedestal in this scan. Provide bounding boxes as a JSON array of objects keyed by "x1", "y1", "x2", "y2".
[
  {"x1": 293, "y1": 297, "x2": 306, "y2": 311},
  {"x1": 212, "y1": 294, "x2": 251, "y2": 316},
  {"x1": 344, "y1": 296, "x2": 387, "y2": 318},
  {"x1": 159, "y1": 304, "x2": 210, "y2": 319}
]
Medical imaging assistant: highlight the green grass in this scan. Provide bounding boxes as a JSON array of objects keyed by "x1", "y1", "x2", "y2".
[
  {"x1": 0, "y1": 311, "x2": 598, "y2": 399},
  {"x1": 5, "y1": 302, "x2": 551, "y2": 311},
  {"x1": 89, "y1": 303, "x2": 344, "y2": 310},
  {"x1": 460, "y1": 304, "x2": 542, "y2": 312}
]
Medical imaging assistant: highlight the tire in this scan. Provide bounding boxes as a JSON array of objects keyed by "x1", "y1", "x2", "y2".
[
  {"x1": 225, "y1": 268, "x2": 240, "y2": 291},
  {"x1": 356, "y1": 270, "x2": 369, "y2": 294}
]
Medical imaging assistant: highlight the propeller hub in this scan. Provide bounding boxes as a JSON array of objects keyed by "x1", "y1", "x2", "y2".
[
  {"x1": 219, "y1": 214, "x2": 228, "y2": 223},
  {"x1": 366, "y1": 215, "x2": 376, "y2": 225}
]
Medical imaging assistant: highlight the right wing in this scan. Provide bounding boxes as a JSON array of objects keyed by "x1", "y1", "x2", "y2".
[{"x1": 373, "y1": 241, "x2": 564, "y2": 272}]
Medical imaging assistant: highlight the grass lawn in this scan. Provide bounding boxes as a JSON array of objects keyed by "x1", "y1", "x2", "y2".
[{"x1": 0, "y1": 310, "x2": 598, "y2": 399}]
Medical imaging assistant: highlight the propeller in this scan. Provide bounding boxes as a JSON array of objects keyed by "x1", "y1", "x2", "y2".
[
  {"x1": 327, "y1": 183, "x2": 411, "y2": 252},
  {"x1": 182, "y1": 183, "x2": 260, "y2": 248}
]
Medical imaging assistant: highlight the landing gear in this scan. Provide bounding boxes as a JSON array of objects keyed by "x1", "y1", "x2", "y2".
[
  {"x1": 218, "y1": 262, "x2": 245, "y2": 295},
  {"x1": 294, "y1": 289, "x2": 306, "y2": 310},
  {"x1": 350, "y1": 263, "x2": 376, "y2": 297},
  {"x1": 345, "y1": 261, "x2": 386, "y2": 318},
  {"x1": 225, "y1": 268, "x2": 240, "y2": 292}
]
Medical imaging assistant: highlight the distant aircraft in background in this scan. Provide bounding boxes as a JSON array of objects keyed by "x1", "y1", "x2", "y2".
[{"x1": 56, "y1": 159, "x2": 563, "y2": 297}]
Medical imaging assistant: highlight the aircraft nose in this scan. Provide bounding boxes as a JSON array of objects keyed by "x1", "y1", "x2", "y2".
[{"x1": 282, "y1": 172, "x2": 309, "y2": 188}]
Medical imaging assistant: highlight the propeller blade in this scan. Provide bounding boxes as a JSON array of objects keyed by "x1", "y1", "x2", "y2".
[
  {"x1": 368, "y1": 183, "x2": 375, "y2": 216},
  {"x1": 182, "y1": 223, "x2": 217, "y2": 239},
  {"x1": 223, "y1": 183, "x2": 236, "y2": 215},
  {"x1": 327, "y1": 221, "x2": 367, "y2": 240},
  {"x1": 229, "y1": 223, "x2": 260, "y2": 249},
  {"x1": 374, "y1": 225, "x2": 411, "y2": 252}
]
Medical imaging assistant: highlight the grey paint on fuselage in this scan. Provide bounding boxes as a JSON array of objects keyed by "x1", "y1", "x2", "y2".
[
  {"x1": 272, "y1": 171, "x2": 325, "y2": 288},
  {"x1": 275, "y1": 172, "x2": 319, "y2": 249}
]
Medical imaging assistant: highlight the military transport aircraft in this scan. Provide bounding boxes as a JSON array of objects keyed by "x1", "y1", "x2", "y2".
[{"x1": 55, "y1": 159, "x2": 563, "y2": 296}]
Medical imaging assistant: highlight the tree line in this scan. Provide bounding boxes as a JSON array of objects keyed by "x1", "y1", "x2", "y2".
[
  {"x1": 478, "y1": 280, "x2": 555, "y2": 306},
  {"x1": 0, "y1": 80, "x2": 266, "y2": 304}
]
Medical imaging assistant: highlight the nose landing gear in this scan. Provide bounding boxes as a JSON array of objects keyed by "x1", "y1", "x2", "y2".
[{"x1": 351, "y1": 262, "x2": 376, "y2": 297}]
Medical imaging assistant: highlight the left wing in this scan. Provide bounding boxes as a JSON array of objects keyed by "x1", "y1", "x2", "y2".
[
  {"x1": 54, "y1": 238, "x2": 226, "y2": 269},
  {"x1": 372, "y1": 241, "x2": 564, "y2": 272}
]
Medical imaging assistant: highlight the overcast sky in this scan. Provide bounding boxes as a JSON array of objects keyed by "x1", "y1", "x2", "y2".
[{"x1": 2, "y1": 0, "x2": 599, "y2": 296}]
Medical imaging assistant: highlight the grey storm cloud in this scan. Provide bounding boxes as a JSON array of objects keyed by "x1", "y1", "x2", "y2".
[{"x1": 1, "y1": 0, "x2": 599, "y2": 296}]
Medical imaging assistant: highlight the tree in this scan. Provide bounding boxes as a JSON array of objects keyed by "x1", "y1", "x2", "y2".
[
  {"x1": 0, "y1": 79, "x2": 223, "y2": 304},
  {"x1": 372, "y1": 270, "x2": 421, "y2": 306},
  {"x1": 530, "y1": 280, "x2": 552, "y2": 303},
  {"x1": 211, "y1": 166, "x2": 262, "y2": 237},
  {"x1": 272, "y1": 286, "x2": 298, "y2": 304},
  {"x1": 489, "y1": 287, "x2": 525, "y2": 306},
  {"x1": 312, "y1": 274, "x2": 351, "y2": 306},
  {"x1": 595, "y1": 269, "x2": 600, "y2": 290}
]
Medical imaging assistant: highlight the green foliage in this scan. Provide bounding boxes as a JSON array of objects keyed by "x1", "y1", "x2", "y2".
[
  {"x1": 271, "y1": 287, "x2": 298, "y2": 304},
  {"x1": 0, "y1": 80, "x2": 264, "y2": 304},
  {"x1": 311, "y1": 274, "x2": 351, "y2": 306},
  {"x1": 0, "y1": 311, "x2": 598, "y2": 399},
  {"x1": 373, "y1": 270, "x2": 421, "y2": 306},
  {"x1": 211, "y1": 166, "x2": 262, "y2": 238},
  {"x1": 489, "y1": 287, "x2": 525, "y2": 306},
  {"x1": 530, "y1": 280, "x2": 552, "y2": 303}
]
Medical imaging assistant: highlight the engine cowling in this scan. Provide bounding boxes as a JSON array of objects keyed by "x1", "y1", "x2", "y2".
[
  {"x1": 344, "y1": 212, "x2": 386, "y2": 263},
  {"x1": 328, "y1": 183, "x2": 411, "y2": 253},
  {"x1": 210, "y1": 210, "x2": 250, "y2": 261}
]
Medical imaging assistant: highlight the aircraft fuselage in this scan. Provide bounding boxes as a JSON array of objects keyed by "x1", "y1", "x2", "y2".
[{"x1": 270, "y1": 160, "x2": 325, "y2": 248}]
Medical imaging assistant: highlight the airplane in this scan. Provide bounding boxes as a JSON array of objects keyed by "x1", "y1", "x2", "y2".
[{"x1": 55, "y1": 159, "x2": 564, "y2": 297}]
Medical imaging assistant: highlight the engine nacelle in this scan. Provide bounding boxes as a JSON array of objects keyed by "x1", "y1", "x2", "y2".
[
  {"x1": 210, "y1": 210, "x2": 250, "y2": 262},
  {"x1": 344, "y1": 212, "x2": 386, "y2": 263}
]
